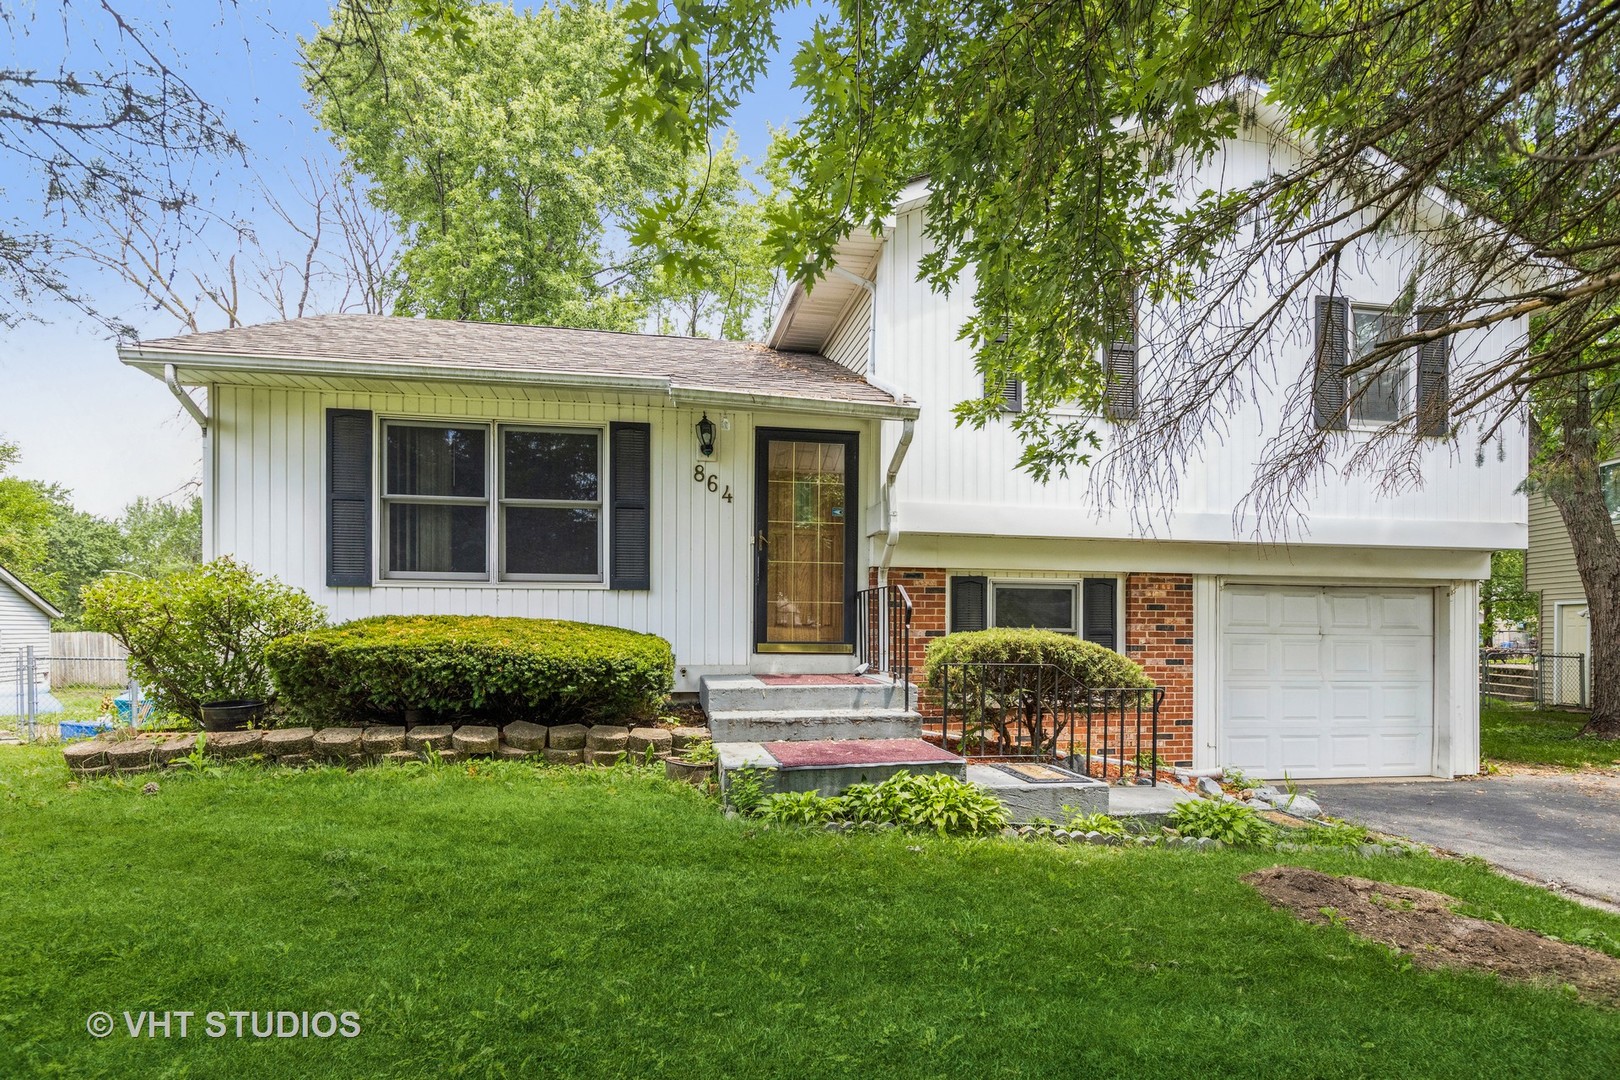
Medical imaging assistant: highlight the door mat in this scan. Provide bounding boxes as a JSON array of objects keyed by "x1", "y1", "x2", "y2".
[
  {"x1": 755, "y1": 674, "x2": 875, "y2": 686},
  {"x1": 989, "y1": 762, "x2": 1090, "y2": 784}
]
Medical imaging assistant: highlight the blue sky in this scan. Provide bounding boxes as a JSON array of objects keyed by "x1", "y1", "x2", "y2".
[{"x1": 0, "y1": 1, "x2": 813, "y2": 516}]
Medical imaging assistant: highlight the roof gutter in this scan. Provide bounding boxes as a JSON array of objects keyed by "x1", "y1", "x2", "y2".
[{"x1": 165, "y1": 363, "x2": 209, "y2": 434}]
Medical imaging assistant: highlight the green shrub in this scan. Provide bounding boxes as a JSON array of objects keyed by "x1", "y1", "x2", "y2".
[
  {"x1": 923, "y1": 629, "x2": 1153, "y2": 754},
  {"x1": 81, "y1": 557, "x2": 327, "y2": 718},
  {"x1": 264, "y1": 616, "x2": 673, "y2": 726},
  {"x1": 838, "y1": 772, "x2": 1009, "y2": 836},
  {"x1": 758, "y1": 790, "x2": 844, "y2": 826},
  {"x1": 1169, "y1": 798, "x2": 1275, "y2": 845},
  {"x1": 1063, "y1": 810, "x2": 1127, "y2": 837},
  {"x1": 924, "y1": 628, "x2": 1153, "y2": 691}
]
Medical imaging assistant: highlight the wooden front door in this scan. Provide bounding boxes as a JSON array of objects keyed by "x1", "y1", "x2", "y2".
[{"x1": 754, "y1": 429, "x2": 859, "y2": 653}]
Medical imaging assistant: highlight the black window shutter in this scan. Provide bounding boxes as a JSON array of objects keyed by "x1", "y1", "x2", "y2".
[
  {"x1": 985, "y1": 373, "x2": 1022, "y2": 413},
  {"x1": 1416, "y1": 307, "x2": 1451, "y2": 437},
  {"x1": 950, "y1": 576, "x2": 988, "y2": 632},
  {"x1": 1104, "y1": 286, "x2": 1139, "y2": 421},
  {"x1": 609, "y1": 421, "x2": 652, "y2": 590},
  {"x1": 1082, "y1": 577, "x2": 1118, "y2": 650},
  {"x1": 326, "y1": 408, "x2": 373, "y2": 587},
  {"x1": 1313, "y1": 296, "x2": 1349, "y2": 431}
]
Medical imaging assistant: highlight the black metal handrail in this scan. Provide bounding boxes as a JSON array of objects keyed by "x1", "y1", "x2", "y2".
[
  {"x1": 854, "y1": 582, "x2": 914, "y2": 692},
  {"x1": 930, "y1": 662, "x2": 1164, "y2": 785}
]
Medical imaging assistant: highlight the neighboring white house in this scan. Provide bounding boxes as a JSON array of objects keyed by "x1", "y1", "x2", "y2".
[
  {"x1": 0, "y1": 563, "x2": 61, "y2": 717},
  {"x1": 117, "y1": 97, "x2": 1526, "y2": 780}
]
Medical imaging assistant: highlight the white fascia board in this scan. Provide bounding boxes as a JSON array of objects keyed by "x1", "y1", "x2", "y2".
[
  {"x1": 899, "y1": 500, "x2": 1524, "y2": 552},
  {"x1": 765, "y1": 281, "x2": 805, "y2": 349}
]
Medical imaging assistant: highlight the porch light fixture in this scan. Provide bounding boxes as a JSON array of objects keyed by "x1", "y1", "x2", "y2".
[{"x1": 696, "y1": 412, "x2": 717, "y2": 458}]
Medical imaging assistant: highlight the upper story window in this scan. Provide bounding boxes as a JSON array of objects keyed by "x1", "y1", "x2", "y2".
[
  {"x1": 1602, "y1": 460, "x2": 1620, "y2": 520},
  {"x1": 381, "y1": 420, "x2": 603, "y2": 582},
  {"x1": 1348, "y1": 306, "x2": 1412, "y2": 426}
]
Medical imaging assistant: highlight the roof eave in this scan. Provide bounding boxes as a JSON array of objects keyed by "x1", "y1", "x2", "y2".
[
  {"x1": 0, "y1": 565, "x2": 62, "y2": 620},
  {"x1": 118, "y1": 346, "x2": 914, "y2": 419}
]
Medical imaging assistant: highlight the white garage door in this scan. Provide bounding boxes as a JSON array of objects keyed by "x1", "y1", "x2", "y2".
[{"x1": 1220, "y1": 585, "x2": 1434, "y2": 779}]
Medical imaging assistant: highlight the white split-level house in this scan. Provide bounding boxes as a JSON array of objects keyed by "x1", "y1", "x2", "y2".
[{"x1": 117, "y1": 97, "x2": 1527, "y2": 780}]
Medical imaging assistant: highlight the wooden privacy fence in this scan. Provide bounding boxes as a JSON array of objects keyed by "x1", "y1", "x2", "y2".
[{"x1": 50, "y1": 632, "x2": 128, "y2": 688}]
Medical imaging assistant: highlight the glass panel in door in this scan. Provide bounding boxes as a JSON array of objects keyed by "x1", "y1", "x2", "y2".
[{"x1": 761, "y1": 437, "x2": 850, "y2": 646}]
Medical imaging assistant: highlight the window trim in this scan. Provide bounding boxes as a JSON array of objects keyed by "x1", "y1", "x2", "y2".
[
  {"x1": 498, "y1": 425, "x2": 606, "y2": 583},
  {"x1": 1601, "y1": 458, "x2": 1620, "y2": 522},
  {"x1": 375, "y1": 416, "x2": 609, "y2": 586},
  {"x1": 1346, "y1": 304, "x2": 1416, "y2": 430}
]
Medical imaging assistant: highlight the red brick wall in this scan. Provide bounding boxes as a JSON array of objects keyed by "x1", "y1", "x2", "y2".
[
  {"x1": 874, "y1": 567, "x2": 1196, "y2": 767},
  {"x1": 872, "y1": 567, "x2": 945, "y2": 678},
  {"x1": 1124, "y1": 573, "x2": 1194, "y2": 768}
]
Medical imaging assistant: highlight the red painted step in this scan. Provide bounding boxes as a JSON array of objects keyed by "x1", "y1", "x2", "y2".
[{"x1": 762, "y1": 738, "x2": 961, "y2": 770}]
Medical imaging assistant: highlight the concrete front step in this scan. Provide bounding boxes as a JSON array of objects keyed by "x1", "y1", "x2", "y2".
[
  {"x1": 699, "y1": 674, "x2": 916, "y2": 714},
  {"x1": 718, "y1": 738, "x2": 965, "y2": 797},
  {"x1": 707, "y1": 708, "x2": 921, "y2": 743},
  {"x1": 964, "y1": 763, "x2": 1110, "y2": 821}
]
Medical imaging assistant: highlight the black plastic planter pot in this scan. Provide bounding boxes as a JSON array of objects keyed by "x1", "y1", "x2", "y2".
[{"x1": 199, "y1": 700, "x2": 265, "y2": 732}]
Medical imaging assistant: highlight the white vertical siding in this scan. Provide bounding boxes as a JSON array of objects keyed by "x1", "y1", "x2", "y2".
[
  {"x1": 211, "y1": 385, "x2": 879, "y2": 691},
  {"x1": 873, "y1": 126, "x2": 1528, "y2": 550},
  {"x1": 0, "y1": 582, "x2": 53, "y2": 687}
]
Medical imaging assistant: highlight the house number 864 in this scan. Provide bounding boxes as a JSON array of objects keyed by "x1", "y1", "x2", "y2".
[{"x1": 693, "y1": 464, "x2": 733, "y2": 503}]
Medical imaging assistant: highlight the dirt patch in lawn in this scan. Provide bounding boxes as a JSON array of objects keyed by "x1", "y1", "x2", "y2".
[{"x1": 1244, "y1": 865, "x2": 1620, "y2": 1005}]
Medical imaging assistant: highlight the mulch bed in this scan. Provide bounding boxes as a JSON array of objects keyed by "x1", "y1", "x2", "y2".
[{"x1": 1244, "y1": 865, "x2": 1620, "y2": 1005}]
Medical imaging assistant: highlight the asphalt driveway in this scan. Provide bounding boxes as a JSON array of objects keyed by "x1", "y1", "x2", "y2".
[{"x1": 1318, "y1": 772, "x2": 1620, "y2": 905}]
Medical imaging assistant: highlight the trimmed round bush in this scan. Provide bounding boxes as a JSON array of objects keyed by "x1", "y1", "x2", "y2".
[
  {"x1": 923, "y1": 628, "x2": 1153, "y2": 691},
  {"x1": 264, "y1": 616, "x2": 673, "y2": 726}
]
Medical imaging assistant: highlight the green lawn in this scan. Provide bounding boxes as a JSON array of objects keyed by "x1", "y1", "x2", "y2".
[
  {"x1": 1481, "y1": 698, "x2": 1620, "y2": 770},
  {"x1": 2, "y1": 747, "x2": 1618, "y2": 1079}
]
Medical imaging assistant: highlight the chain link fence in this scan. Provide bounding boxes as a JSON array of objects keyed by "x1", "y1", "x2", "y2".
[
  {"x1": 1479, "y1": 650, "x2": 1587, "y2": 708},
  {"x1": 2, "y1": 647, "x2": 145, "y2": 742}
]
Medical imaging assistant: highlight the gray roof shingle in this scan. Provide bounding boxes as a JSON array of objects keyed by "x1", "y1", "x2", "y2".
[{"x1": 129, "y1": 314, "x2": 904, "y2": 407}]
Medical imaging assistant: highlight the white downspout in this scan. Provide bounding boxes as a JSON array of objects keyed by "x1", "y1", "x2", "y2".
[
  {"x1": 827, "y1": 264, "x2": 913, "y2": 588},
  {"x1": 165, "y1": 364, "x2": 209, "y2": 433}
]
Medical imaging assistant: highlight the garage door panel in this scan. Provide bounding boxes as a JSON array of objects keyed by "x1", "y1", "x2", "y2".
[
  {"x1": 1280, "y1": 641, "x2": 1323, "y2": 675},
  {"x1": 1277, "y1": 592, "x2": 1322, "y2": 630},
  {"x1": 1376, "y1": 593, "x2": 1431, "y2": 633},
  {"x1": 1329, "y1": 734, "x2": 1372, "y2": 772},
  {"x1": 1380, "y1": 639, "x2": 1429, "y2": 677},
  {"x1": 1221, "y1": 585, "x2": 1434, "y2": 779},
  {"x1": 1278, "y1": 736, "x2": 1323, "y2": 770},
  {"x1": 1324, "y1": 593, "x2": 1373, "y2": 630},
  {"x1": 1327, "y1": 639, "x2": 1373, "y2": 677},
  {"x1": 1225, "y1": 639, "x2": 1271, "y2": 677}
]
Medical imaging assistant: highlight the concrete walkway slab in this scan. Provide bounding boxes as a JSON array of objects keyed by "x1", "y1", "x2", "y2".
[{"x1": 1320, "y1": 773, "x2": 1620, "y2": 905}]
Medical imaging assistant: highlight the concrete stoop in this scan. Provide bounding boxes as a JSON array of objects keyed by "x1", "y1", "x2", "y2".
[
  {"x1": 700, "y1": 674, "x2": 922, "y2": 743},
  {"x1": 717, "y1": 738, "x2": 964, "y2": 798}
]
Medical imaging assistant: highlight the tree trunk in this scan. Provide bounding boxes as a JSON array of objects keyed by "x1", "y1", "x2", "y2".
[{"x1": 1545, "y1": 386, "x2": 1620, "y2": 738}]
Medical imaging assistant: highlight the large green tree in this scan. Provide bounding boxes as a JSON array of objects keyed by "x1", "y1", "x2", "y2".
[
  {"x1": 612, "y1": 0, "x2": 1620, "y2": 735},
  {"x1": 303, "y1": 0, "x2": 687, "y2": 329}
]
